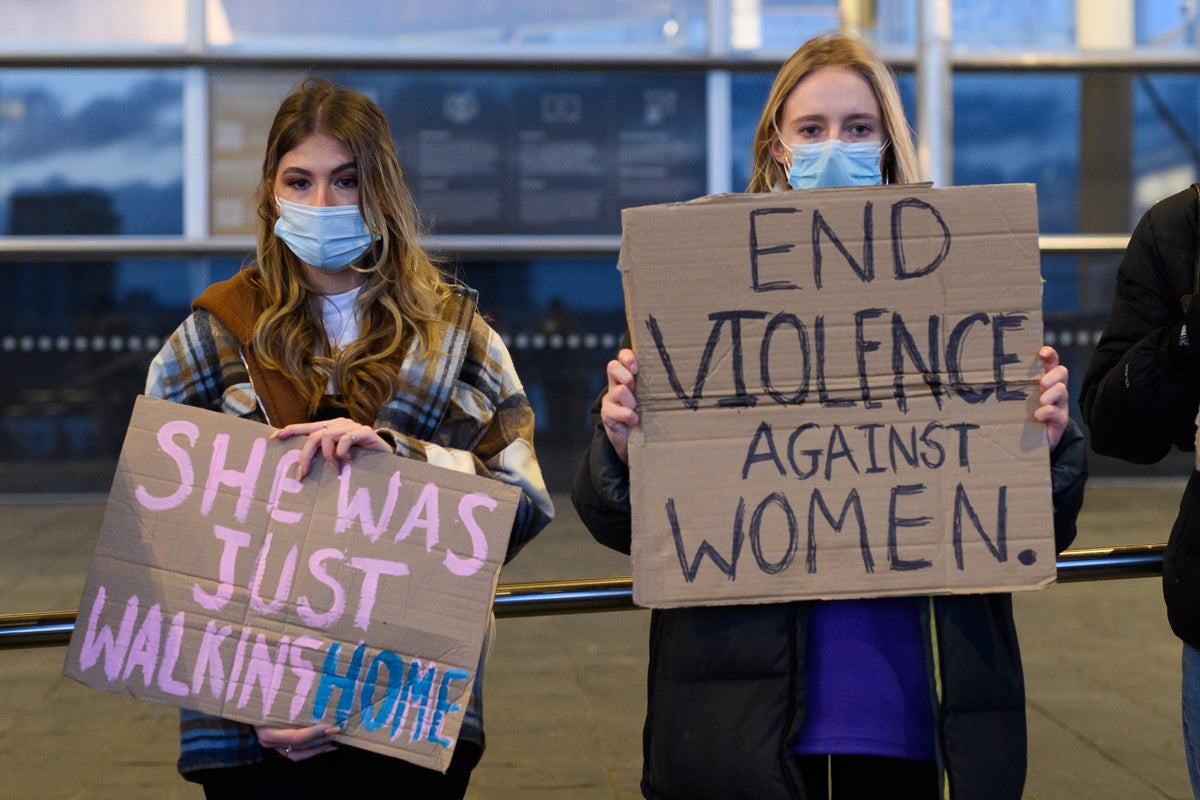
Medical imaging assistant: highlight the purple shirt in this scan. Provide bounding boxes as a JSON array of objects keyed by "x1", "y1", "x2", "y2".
[{"x1": 793, "y1": 597, "x2": 936, "y2": 760}]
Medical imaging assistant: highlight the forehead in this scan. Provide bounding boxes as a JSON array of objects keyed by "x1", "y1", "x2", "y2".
[
  {"x1": 781, "y1": 65, "x2": 880, "y2": 120},
  {"x1": 277, "y1": 133, "x2": 355, "y2": 171}
]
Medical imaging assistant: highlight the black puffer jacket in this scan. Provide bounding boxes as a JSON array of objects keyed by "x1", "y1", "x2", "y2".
[
  {"x1": 573, "y1": 408, "x2": 1086, "y2": 800},
  {"x1": 1081, "y1": 185, "x2": 1200, "y2": 647}
]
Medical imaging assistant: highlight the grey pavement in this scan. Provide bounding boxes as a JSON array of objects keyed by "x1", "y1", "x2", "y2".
[{"x1": 0, "y1": 476, "x2": 1193, "y2": 799}]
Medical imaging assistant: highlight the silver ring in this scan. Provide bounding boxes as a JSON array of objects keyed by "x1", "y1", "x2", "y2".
[
  {"x1": 350, "y1": 434, "x2": 357, "y2": 442},
  {"x1": 285, "y1": 745, "x2": 292, "y2": 755}
]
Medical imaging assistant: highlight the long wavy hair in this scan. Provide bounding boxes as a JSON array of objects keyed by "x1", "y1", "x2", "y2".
[
  {"x1": 747, "y1": 32, "x2": 922, "y2": 193},
  {"x1": 249, "y1": 78, "x2": 454, "y2": 423}
]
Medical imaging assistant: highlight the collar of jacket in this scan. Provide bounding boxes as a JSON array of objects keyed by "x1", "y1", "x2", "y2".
[{"x1": 191, "y1": 267, "x2": 318, "y2": 428}]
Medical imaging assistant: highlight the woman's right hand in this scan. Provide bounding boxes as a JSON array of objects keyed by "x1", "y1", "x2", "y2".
[
  {"x1": 601, "y1": 348, "x2": 639, "y2": 464},
  {"x1": 255, "y1": 722, "x2": 342, "y2": 762}
]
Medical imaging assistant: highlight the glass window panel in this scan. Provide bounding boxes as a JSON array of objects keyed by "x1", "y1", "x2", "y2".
[
  {"x1": 951, "y1": 0, "x2": 1074, "y2": 49},
  {"x1": 210, "y1": 69, "x2": 707, "y2": 236},
  {"x1": 0, "y1": 0, "x2": 187, "y2": 49},
  {"x1": 0, "y1": 259, "x2": 242, "y2": 492},
  {"x1": 728, "y1": 0, "x2": 840, "y2": 54},
  {"x1": 0, "y1": 70, "x2": 185, "y2": 236},
  {"x1": 0, "y1": 256, "x2": 620, "y2": 493},
  {"x1": 1137, "y1": 0, "x2": 1199, "y2": 47},
  {"x1": 952, "y1": 74, "x2": 1080, "y2": 235},
  {"x1": 210, "y1": 1, "x2": 707, "y2": 55},
  {"x1": 1132, "y1": 74, "x2": 1200, "y2": 219}
]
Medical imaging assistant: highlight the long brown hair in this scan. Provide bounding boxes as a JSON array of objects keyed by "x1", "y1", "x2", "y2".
[
  {"x1": 747, "y1": 32, "x2": 922, "y2": 193},
  {"x1": 250, "y1": 77, "x2": 453, "y2": 423}
]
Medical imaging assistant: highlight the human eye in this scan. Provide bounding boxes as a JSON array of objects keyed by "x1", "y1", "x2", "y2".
[
  {"x1": 286, "y1": 177, "x2": 312, "y2": 190},
  {"x1": 797, "y1": 124, "x2": 823, "y2": 140},
  {"x1": 335, "y1": 174, "x2": 359, "y2": 189}
]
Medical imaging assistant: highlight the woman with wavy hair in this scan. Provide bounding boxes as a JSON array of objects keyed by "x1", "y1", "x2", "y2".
[
  {"x1": 573, "y1": 32, "x2": 1086, "y2": 799},
  {"x1": 146, "y1": 78, "x2": 553, "y2": 798}
]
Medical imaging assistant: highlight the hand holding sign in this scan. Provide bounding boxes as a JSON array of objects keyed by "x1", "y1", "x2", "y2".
[
  {"x1": 1035, "y1": 347, "x2": 1069, "y2": 448},
  {"x1": 256, "y1": 722, "x2": 342, "y2": 762},
  {"x1": 602, "y1": 349, "x2": 640, "y2": 464},
  {"x1": 271, "y1": 417, "x2": 392, "y2": 479}
]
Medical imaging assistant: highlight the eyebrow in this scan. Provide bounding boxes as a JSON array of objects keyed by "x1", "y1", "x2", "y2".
[{"x1": 279, "y1": 160, "x2": 358, "y2": 176}]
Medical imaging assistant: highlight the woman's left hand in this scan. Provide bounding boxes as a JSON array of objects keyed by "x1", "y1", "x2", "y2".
[
  {"x1": 1034, "y1": 346, "x2": 1069, "y2": 449},
  {"x1": 272, "y1": 417, "x2": 392, "y2": 479}
]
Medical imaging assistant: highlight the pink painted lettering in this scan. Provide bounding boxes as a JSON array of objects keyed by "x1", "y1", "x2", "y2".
[
  {"x1": 192, "y1": 525, "x2": 251, "y2": 611},
  {"x1": 444, "y1": 493, "x2": 497, "y2": 577},
  {"x1": 347, "y1": 557, "x2": 410, "y2": 631},
  {"x1": 134, "y1": 419, "x2": 199, "y2": 511},
  {"x1": 395, "y1": 482, "x2": 440, "y2": 549},
  {"x1": 336, "y1": 466, "x2": 402, "y2": 542},
  {"x1": 201, "y1": 433, "x2": 267, "y2": 523},
  {"x1": 249, "y1": 532, "x2": 298, "y2": 616},
  {"x1": 267, "y1": 449, "x2": 306, "y2": 524},
  {"x1": 297, "y1": 548, "x2": 346, "y2": 629}
]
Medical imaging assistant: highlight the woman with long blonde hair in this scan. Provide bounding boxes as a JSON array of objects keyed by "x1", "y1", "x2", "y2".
[
  {"x1": 146, "y1": 78, "x2": 553, "y2": 798},
  {"x1": 573, "y1": 32, "x2": 1086, "y2": 799},
  {"x1": 748, "y1": 32, "x2": 921, "y2": 193}
]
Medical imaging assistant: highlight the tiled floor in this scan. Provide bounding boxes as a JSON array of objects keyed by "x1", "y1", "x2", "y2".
[{"x1": 0, "y1": 477, "x2": 1193, "y2": 799}]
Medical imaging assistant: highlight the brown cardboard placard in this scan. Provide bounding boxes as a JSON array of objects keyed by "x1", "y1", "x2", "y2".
[
  {"x1": 63, "y1": 395, "x2": 519, "y2": 772},
  {"x1": 618, "y1": 183, "x2": 1054, "y2": 608}
]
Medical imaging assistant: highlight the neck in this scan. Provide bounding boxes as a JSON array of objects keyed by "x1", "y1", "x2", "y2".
[{"x1": 306, "y1": 265, "x2": 366, "y2": 295}]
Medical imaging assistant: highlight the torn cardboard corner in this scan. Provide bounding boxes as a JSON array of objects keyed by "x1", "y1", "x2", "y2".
[
  {"x1": 618, "y1": 183, "x2": 1055, "y2": 609},
  {"x1": 63, "y1": 395, "x2": 521, "y2": 772}
]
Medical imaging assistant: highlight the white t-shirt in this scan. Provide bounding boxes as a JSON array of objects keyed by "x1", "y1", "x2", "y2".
[{"x1": 318, "y1": 285, "x2": 361, "y2": 394}]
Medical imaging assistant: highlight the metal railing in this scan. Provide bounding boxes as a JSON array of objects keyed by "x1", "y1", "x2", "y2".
[
  {"x1": 0, "y1": 542, "x2": 1165, "y2": 650},
  {"x1": 0, "y1": 233, "x2": 1129, "y2": 262}
]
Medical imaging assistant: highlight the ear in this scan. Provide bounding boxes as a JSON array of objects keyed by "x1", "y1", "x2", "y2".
[{"x1": 769, "y1": 137, "x2": 790, "y2": 167}]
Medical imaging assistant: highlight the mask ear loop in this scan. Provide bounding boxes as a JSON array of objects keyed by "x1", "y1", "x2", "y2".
[{"x1": 879, "y1": 139, "x2": 892, "y2": 184}]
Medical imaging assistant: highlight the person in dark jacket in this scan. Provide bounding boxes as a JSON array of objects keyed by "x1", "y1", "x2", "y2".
[
  {"x1": 1080, "y1": 184, "x2": 1200, "y2": 797},
  {"x1": 573, "y1": 32, "x2": 1088, "y2": 800}
]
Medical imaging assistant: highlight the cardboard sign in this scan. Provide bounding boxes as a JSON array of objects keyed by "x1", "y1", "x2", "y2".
[
  {"x1": 63, "y1": 395, "x2": 519, "y2": 772},
  {"x1": 619, "y1": 183, "x2": 1055, "y2": 608}
]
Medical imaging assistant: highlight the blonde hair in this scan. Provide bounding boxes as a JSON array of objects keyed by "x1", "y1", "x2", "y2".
[
  {"x1": 747, "y1": 32, "x2": 922, "y2": 193},
  {"x1": 249, "y1": 78, "x2": 453, "y2": 424}
]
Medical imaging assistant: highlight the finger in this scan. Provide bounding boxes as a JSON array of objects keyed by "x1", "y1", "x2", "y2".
[
  {"x1": 320, "y1": 431, "x2": 341, "y2": 471},
  {"x1": 257, "y1": 723, "x2": 340, "y2": 750},
  {"x1": 602, "y1": 399, "x2": 639, "y2": 427},
  {"x1": 606, "y1": 359, "x2": 634, "y2": 392},
  {"x1": 605, "y1": 383, "x2": 638, "y2": 411},
  {"x1": 336, "y1": 430, "x2": 363, "y2": 464},
  {"x1": 1039, "y1": 380, "x2": 1068, "y2": 405},
  {"x1": 296, "y1": 432, "x2": 324, "y2": 480},
  {"x1": 1041, "y1": 367, "x2": 1070, "y2": 393},
  {"x1": 617, "y1": 348, "x2": 638, "y2": 374},
  {"x1": 272, "y1": 421, "x2": 328, "y2": 441},
  {"x1": 1038, "y1": 346, "x2": 1060, "y2": 372}
]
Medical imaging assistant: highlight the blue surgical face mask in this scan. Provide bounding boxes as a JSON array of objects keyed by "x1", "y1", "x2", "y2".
[
  {"x1": 786, "y1": 139, "x2": 883, "y2": 190},
  {"x1": 273, "y1": 197, "x2": 378, "y2": 272}
]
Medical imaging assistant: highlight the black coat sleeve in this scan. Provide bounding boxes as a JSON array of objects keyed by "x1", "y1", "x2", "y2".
[
  {"x1": 1080, "y1": 187, "x2": 1200, "y2": 463},
  {"x1": 1050, "y1": 418, "x2": 1087, "y2": 553},
  {"x1": 571, "y1": 388, "x2": 633, "y2": 555}
]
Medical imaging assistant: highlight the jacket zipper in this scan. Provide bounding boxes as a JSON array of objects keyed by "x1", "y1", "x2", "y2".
[
  {"x1": 928, "y1": 596, "x2": 952, "y2": 800},
  {"x1": 239, "y1": 349, "x2": 273, "y2": 427}
]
